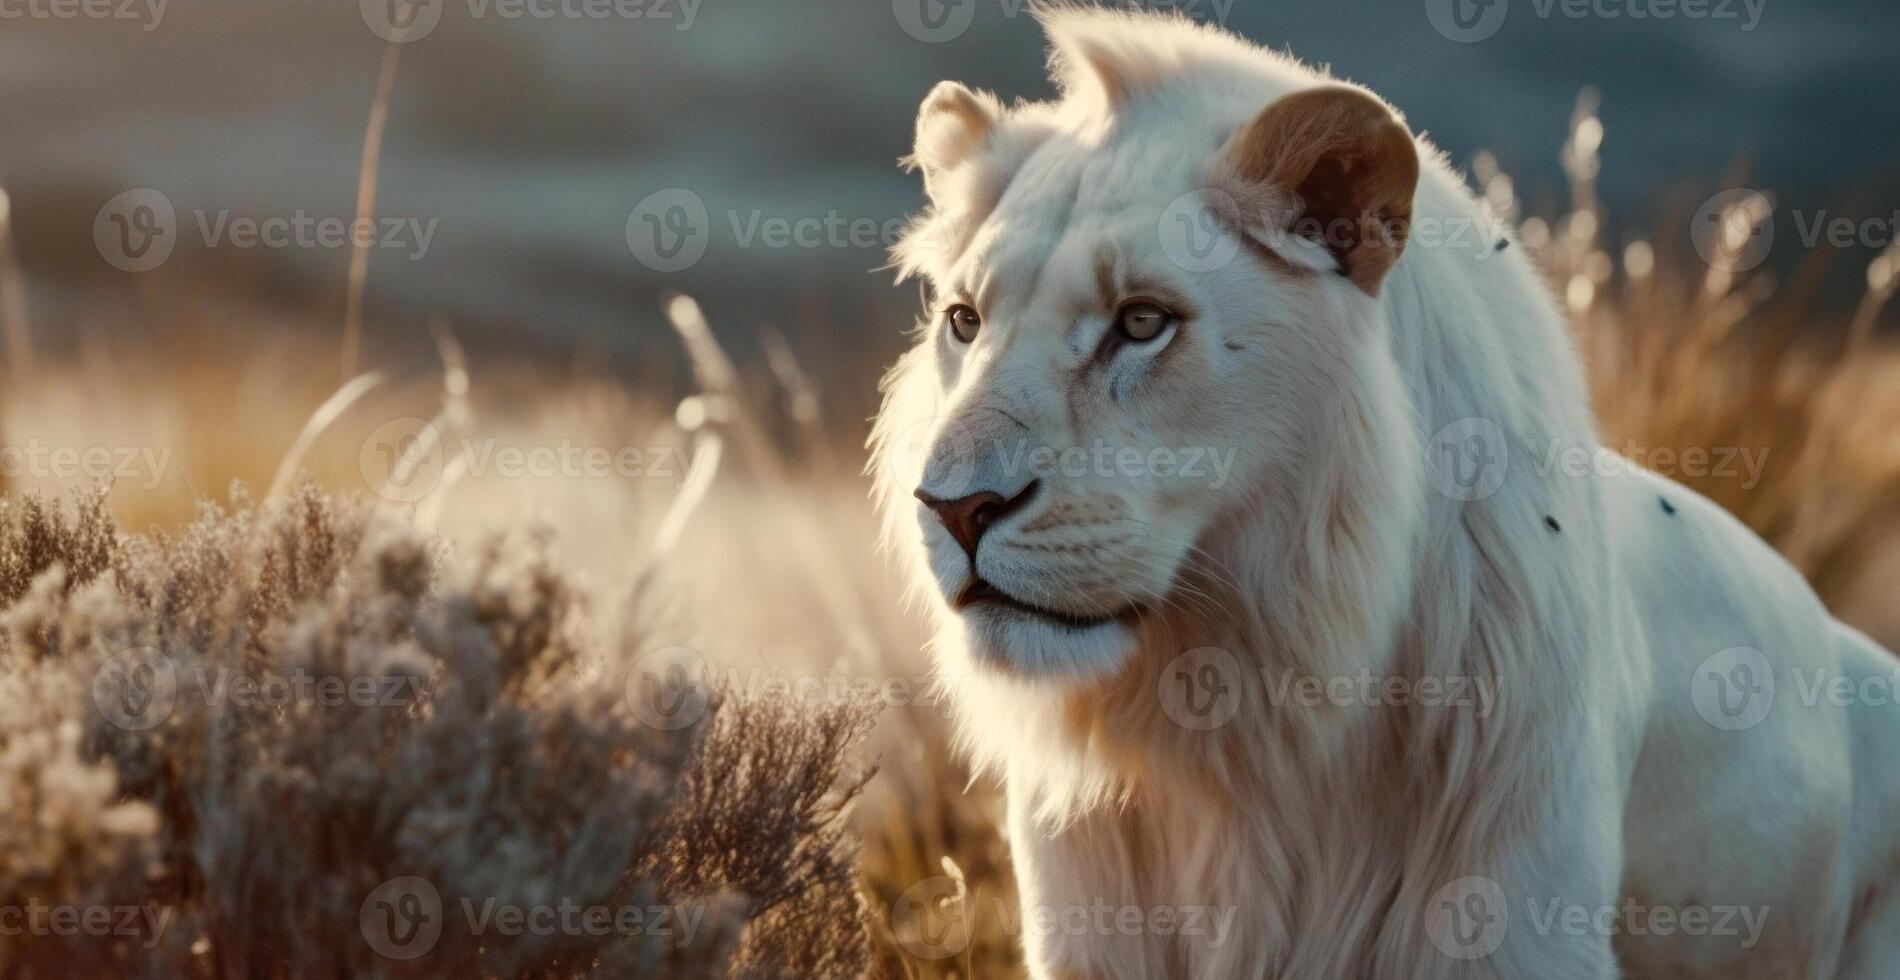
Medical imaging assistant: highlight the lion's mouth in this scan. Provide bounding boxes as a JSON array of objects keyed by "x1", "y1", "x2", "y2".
[{"x1": 953, "y1": 579, "x2": 1140, "y2": 630}]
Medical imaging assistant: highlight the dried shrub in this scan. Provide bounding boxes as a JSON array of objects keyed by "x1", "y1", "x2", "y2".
[
  {"x1": 0, "y1": 488, "x2": 116, "y2": 609},
  {"x1": 650, "y1": 693, "x2": 878, "y2": 980},
  {"x1": 0, "y1": 485, "x2": 880, "y2": 979}
]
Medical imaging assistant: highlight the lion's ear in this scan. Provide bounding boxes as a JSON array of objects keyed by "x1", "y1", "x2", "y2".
[
  {"x1": 1218, "y1": 85, "x2": 1419, "y2": 296},
  {"x1": 909, "y1": 81, "x2": 1004, "y2": 203}
]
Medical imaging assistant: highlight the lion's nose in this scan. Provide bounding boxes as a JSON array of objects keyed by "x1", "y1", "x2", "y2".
[{"x1": 915, "y1": 480, "x2": 1039, "y2": 560}]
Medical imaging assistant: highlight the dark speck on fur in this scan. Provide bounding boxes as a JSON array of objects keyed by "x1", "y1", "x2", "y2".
[
  {"x1": 1495, "y1": 238, "x2": 1510, "y2": 252},
  {"x1": 1660, "y1": 497, "x2": 1678, "y2": 515},
  {"x1": 1544, "y1": 515, "x2": 1562, "y2": 533}
]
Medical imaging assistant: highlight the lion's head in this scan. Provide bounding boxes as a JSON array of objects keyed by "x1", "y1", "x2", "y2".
[{"x1": 872, "y1": 11, "x2": 1426, "y2": 689}]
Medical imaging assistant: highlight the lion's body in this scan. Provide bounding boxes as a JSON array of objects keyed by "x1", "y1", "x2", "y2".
[
  {"x1": 872, "y1": 10, "x2": 1900, "y2": 977},
  {"x1": 1609, "y1": 467, "x2": 1900, "y2": 978}
]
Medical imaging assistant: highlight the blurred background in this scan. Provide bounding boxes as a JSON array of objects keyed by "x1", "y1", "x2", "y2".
[
  {"x1": 3, "y1": 5, "x2": 1899, "y2": 973},
  {"x1": 3, "y1": 0, "x2": 1897, "y2": 386}
]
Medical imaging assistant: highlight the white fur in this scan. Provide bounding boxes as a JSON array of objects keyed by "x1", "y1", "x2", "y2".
[{"x1": 871, "y1": 9, "x2": 1900, "y2": 978}]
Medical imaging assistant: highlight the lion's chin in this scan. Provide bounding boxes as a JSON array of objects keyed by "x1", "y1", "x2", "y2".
[{"x1": 954, "y1": 600, "x2": 1140, "y2": 681}]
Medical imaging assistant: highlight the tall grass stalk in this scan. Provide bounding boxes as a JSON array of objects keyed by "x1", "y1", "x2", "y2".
[
  {"x1": 340, "y1": 40, "x2": 403, "y2": 382},
  {"x1": 381, "y1": 322, "x2": 473, "y2": 514},
  {"x1": 0, "y1": 186, "x2": 31, "y2": 384},
  {"x1": 661, "y1": 294, "x2": 881, "y2": 650},
  {"x1": 263, "y1": 371, "x2": 384, "y2": 510}
]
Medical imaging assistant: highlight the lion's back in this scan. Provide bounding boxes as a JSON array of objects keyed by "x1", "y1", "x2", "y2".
[{"x1": 1603, "y1": 462, "x2": 1899, "y2": 976}]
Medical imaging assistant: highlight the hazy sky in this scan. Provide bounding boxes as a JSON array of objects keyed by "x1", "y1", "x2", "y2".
[{"x1": 2, "y1": 0, "x2": 1895, "y2": 369}]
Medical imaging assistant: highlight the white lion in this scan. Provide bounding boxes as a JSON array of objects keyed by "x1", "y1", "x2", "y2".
[{"x1": 870, "y1": 7, "x2": 1900, "y2": 979}]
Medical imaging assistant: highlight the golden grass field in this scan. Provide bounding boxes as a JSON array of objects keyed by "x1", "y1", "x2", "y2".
[{"x1": 1, "y1": 97, "x2": 1897, "y2": 978}]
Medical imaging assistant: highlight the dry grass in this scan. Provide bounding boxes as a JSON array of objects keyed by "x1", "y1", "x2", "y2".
[
  {"x1": 1514, "y1": 93, "x2": 1900, "y2": 624},
  {"x1": 0, "y1": 96, "x2": 1895, "y2": 979},
  {"x1": 0, "y1": 482, "x2": 882, "y2": 979}
]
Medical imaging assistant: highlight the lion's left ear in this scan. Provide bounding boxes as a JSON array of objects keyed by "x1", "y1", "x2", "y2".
[
  {"x1": 1217, "y1": 85, "x2": 1419, "y2": 296},
  {"x1": 910, "y1": 81, "x2": 1005, "y2": 204}
]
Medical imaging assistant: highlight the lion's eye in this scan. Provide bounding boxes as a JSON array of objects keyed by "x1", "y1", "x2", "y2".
[
  {"x1": 1115, "y1": 302, "x2": 1174, "y2": 343},
  {"x1": 944, "y1": 304, "x2": 982, "y2": 344}
]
